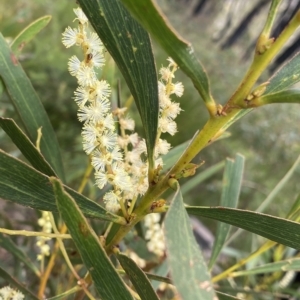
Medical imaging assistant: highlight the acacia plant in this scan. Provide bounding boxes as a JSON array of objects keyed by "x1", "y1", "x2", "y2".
[{"x1": 0, "y1": 0, "x2": 300, "y2": 299}]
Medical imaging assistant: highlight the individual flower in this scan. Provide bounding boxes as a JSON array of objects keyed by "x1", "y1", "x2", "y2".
[
  {"x1": 62, "y1": 27, "x2": 84, "y2": 48},
  {"x1": 73, "y1": 7, "x2": 89, "y2": 25}
]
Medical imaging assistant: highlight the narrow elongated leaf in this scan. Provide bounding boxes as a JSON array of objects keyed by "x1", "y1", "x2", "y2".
[
  {"x1": 0, "y1": 150, "x2": 125, "y2": 224},
  {"x1": 0, "y1": 117, "x2": 56, "y2": 176},
  {"x1": 52, "y1": 178, "x2": 133, "y2": 300},
  {"x1": 232, "y1": 257, "x2": 300, "y2": 277},
  {"x1": 78, "y1": 0, "x2": 158, "y2": 167},
  {"x1": 47, "y1": 287, "x2": 82, "y2": 300},
  {"x1": 208, "y1": 154, "x2": 244, "y2": 269},
  {"x1": 256, "y1": 89, "x2": 300, "y2": 106},
  {"x1": 0, "y1": 267, "x2": 39, "y2": 300},
  {"x1": 117, "y1": 253, "x2": 159, "y2": 300},
  {"x1": 0, "y1": 233, "x2": 40, "y2": 276},
  {"x1": 10, "y1": 16, "x2": 52, "y2": 55},
  {"x1": 164, "y1": 188, "x2": 216, "y2": 300},
  {"x1": 216, "y1": 292, "x2": 241, "y2": 300},
  {"x1": 0, "y1": 33, "x2": 65, "y2": 179},
  {"x1": 217, "y1": 287, "x2": 287, "y2": 299},
  {"x1": 120, "y1": 0, "x2": 214, "y2": 109},
  {"x1": 264, "y1": 51, "x2": 300, "y2": 94},
  {"x1": 226, "y1": 155, "x2": 300, "y2": 245},
  {"x1": 145, "y1": 272, "x2": 171, "y2": 284},
  {"x1": 151, "y1": 259, "x2": 169, "y2": 291},
  {"x1": 186, "y1": 206, "x2": 300, "y2": 249},
  {"x1": 256, "y1": 154, "x2": 300, "y2": 213}
]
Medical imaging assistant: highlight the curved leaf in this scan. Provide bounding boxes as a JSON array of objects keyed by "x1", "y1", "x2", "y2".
[
  {"x1": 52, "y1": 178, "x2": 133, "y2": 300},
  {"x1": 120, "y1": 0, "x2": 215, "y2": 111},
  {"x1": 0, "y1": 233, "x2": 40, "y2": 277},
  {"x1": 208, "y1": 154, "x2": 244, "y2": 269},
  {"x1": 10, "y1": 15, "x2": 52, "y2": 55},
  {"x1": 164, "y1": 188, "x2": 216, "y2": 300},
  {"x1": 0, "y1": 150, "x2": 125, "y2": 224},
  {"x1": 186, "y1": 206, "x2": 300, "y2": 249},
  {"x1": 232, "y1": 257, "x2": 300, "y2": 277},
  {"x1": 226, "y1": 155, "x2": 300, "y2": 246},
  {"x1": 78, "y1": 0, "x2": 159, "y2": 167},
  {"x1": 256, "y1": 89, "x2": 300, "y2": 106},
  {"x1": 117, "y1": 253, "x2": 159, "y2": 300},
  {"x1": 265, "y1": 51, "x2": 300, "y2": 94},
  {"x1": 0, "y1": 33, "x2": 65, "y2": 179},
  {"x1": 0, "y1": 117, "x2": 56, "y2": 176},
  {"x1": 216, "y1": 292, "x2": 241, "y2": 300}
]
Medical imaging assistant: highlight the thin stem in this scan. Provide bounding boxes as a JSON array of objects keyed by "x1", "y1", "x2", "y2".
[
  {"x1": 103, "y1": 222, "x2": 113, "y2": 238},
  {"x1": 212, "y1": 240, "x2": 276, "y2": 283},
  {"x1": 49, "y1": 214, "x2": 80, "y2": 281},
  {"x1": 227, "y1": 9, "x2": 300, "y2": 109},
  {"x1": 38, "y1": 163, "x2": 93, "y2": 298},
  {"x1": 260, "y1": 0, "x2": 282, "y2": 38},
  {"x1": 78, "y1": 163, "x2": 93, "y2": 194},
  {"x1": 0, "y1": 228, "x2": 71, "y2": 239}
]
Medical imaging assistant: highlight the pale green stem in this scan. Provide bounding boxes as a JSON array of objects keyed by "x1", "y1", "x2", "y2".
[
  {"x1": 49, "y1": 213, "x2": 81, "y2": 281},
  {"x1": 251, "y1": 89, "x2": 300, "y2": 106},
  {"x1": 227, "y1": 9, "x2": 300, "y2": 109},
  {"x1": 260, "y1": 0, "x2": 282, "y2": 38},
  {"x1": 0, "y1": 227, "x2": 71, "y2": 239}
]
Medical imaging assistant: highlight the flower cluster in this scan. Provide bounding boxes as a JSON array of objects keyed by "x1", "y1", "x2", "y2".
[
  {"x1": 37, "y1": 211, "x2": 52, "y2": 261},
  {"x1": 62, "y1": 8, "x2": 132, "y2": 213},
  {"x1": 144, "y1": 213, "x2": 165, "y2": 257},
  {"x1": 0, "y1": 287, "x2": 24, "y2": 300},
  {"x1": 114, "y1": 58, "x2": 184, "y2": 205},
  {"x1": 62, "y1": 8, "x2": 184, "y2": 220}
]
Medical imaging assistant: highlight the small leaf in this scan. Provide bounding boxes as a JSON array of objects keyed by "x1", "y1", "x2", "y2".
[
  {"x1": 117, "y1": 253, "x2": 159, "y2": 300},
  {"x1": 78, "y1": 0, "x2": 159, "y2": 167},
  {"x1": 0, "y1": 233, "x2": 40, "y2": 277},
  {"x1": 226, "y1": 155, "x2": 300, "y2": 245},
  {"x1": 47, "y1": 287, "x2": 81, "y2": 300},
  {"x1": 164, "y1": 188, "x2": 216, "y2": 299},
  {"x1": 52, "y1": 178, "x2": 133, "y2": 300},
  {"x1": 0, "y1": 117, "x2": 56, "y2": 176},
  {"x1": 216, "y1": 291, "x2": 241, "y2": 300},
  {"x1": 264, "y1": 51, "x2": 300, "y2": 94},
  {"x1": 256, "y1": 154, "x2": 300, "y2": 214},
  {"x1": 151, "y1": 259, "x2": 169, "y2": 291},
  {"x1": 120, "y1": 0, "x2": 215, "y2": 110},
  {"x1": 232, "y1": 257, "x2": 300, "y2": 277},
  {"x1": 208, "y1": 154, "x2": 244, "y2": 269},
  {"x1": 0, "y1": 267, "x2": 39, "y2": 300},
  {"x1": 186, "y1": 206, "x2": 300, "y2": 249},
  {"x1": 144, "y1": 271, "x2": 171, "y2": 285},
  {"x1": 256, "y1": 89, "x2": 300, "y2": 106},
  {"x1": 0, "y1": 150, "x2": 125, "y2": 224},
  {"x1": 0, "y1": 33, "x2": 65, "y2": 179},
  {"x1": 10, "y1": 15, "x2": 52, "y2": 55}
]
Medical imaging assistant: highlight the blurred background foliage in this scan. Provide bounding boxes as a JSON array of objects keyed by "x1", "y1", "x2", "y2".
[{"x1": 0, "y1": 0, "x2": 300, "y2": 248}]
